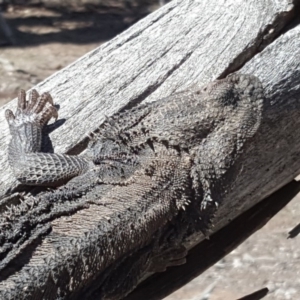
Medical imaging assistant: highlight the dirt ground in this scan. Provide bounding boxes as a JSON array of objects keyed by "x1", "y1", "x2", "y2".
[
  {"x1": 1, "y1": 4, "x2": 300, "y2": 300},
  {"x1": 0, "y1": 2, "x2": 153, "y2": 104}
]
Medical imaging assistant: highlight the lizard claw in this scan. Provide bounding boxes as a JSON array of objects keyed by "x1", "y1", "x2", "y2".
[
  {"x1": 17, "y1": 89, "x2": 26, "y2": 112},
  {"x1": 5, "y1": 109, "x2": 15, "y2": 125}
]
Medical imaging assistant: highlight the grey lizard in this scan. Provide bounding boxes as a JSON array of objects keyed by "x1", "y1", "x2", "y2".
[{"x1": 0, "y1": 73, "x2": 264, "y2": 299}]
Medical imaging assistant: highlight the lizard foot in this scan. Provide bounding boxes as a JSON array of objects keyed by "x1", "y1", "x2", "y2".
[{"x1": 5, "y1": 89, "x2": 58, "y2": 128}]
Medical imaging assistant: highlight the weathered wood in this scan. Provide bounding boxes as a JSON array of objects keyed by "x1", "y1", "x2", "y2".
[
  {"x1": 0, "y1": 0, "x2": 296, "y2": 195},
  {"x1": 0, "y1": 0, "x2": 300, "y2": 298},
  {"x1": 207, "y1": 19, "x2": 300, "y2": 235}
]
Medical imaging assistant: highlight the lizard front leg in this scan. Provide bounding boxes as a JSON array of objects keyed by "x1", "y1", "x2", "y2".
[{"x1": 5, "y1": 89, "x2": 89, "y2": 186}]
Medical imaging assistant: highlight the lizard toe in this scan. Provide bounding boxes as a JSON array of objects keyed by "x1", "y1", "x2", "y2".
[
  {"x1": 26, "y1": 89, "x2": 39, "y2": 112},
  {"x1": 5, "y1": 109, "x2": 15, "y2": 125}
]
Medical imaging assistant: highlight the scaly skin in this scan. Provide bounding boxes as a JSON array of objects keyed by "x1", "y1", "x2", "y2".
[
  {"x1": 0, "y1": 74, "x2": 264, "y2": 299},
  {"x1": 5, "y1": 89, "x2": 89, "y2": 186}
]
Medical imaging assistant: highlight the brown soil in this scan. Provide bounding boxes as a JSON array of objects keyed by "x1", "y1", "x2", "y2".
[{"x1": 0, "y1": 3, "x2": 154, "y2": 105}]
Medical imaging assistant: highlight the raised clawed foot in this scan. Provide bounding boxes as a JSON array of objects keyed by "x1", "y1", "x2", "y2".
[
  {"x1": 5, "y1": 88, "x2": 88, "y2": 186},
  {"x1": 5, "y1": 89, "x2": 58, "y2": 128}
]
